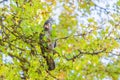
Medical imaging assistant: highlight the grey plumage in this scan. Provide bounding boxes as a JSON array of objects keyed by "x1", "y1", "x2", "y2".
[{"x1": 39, "y1": 18, "x2": 55, "y2": 70}]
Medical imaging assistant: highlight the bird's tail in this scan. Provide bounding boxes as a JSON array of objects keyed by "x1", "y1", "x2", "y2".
[{"x1": 46, "y1": 56, "x2": 55, "y2": 70}]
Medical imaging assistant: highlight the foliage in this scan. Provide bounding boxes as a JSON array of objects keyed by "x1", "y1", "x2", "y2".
[{"x1": 0, "y1": 0, "x2": 120, "y2": 80}]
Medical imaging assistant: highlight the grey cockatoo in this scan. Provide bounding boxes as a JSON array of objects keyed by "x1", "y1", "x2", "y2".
[{"x1": 39, "y1": 18, "x2": 56, "y2": 70}]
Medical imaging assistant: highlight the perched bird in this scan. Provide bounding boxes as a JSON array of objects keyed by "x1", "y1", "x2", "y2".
[{"x1": 39, "y1": 18, "x2": 56, "y2": 70}]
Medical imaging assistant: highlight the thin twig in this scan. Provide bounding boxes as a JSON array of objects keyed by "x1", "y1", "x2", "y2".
[
  {"x1": 65, "y1": 49, "x2": 106, "y2": 61},
  {"x1": 46, "y1": 70, "x2": 59, "y2": 80}
]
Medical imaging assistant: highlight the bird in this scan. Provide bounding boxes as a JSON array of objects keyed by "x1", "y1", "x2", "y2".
[{"x1": 39, "y1": 18, "x2": 56, "y2": 70}]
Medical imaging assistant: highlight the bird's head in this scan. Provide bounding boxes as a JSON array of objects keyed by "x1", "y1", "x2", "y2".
[{"x1": 44, "y1": 18, "x2": 54, "y2": 31}]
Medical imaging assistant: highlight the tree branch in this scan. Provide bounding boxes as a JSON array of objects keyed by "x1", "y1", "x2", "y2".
[
  {"x1": 46, "y1": 70, "x2": 59, "y2": 80},
  {"x1": 55, "y1": 30, "x2": 93, "y2": 42},
  {"x1": 65, "y1": 48, "x2": 106, "y2": 61}
]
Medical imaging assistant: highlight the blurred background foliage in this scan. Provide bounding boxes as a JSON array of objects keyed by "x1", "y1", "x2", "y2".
[{"x1": 0, "y1": 0, "x2": 120, "y2": 80}]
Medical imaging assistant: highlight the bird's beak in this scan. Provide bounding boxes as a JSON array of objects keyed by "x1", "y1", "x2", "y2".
[
  {"x1": 44, "y1": 25, "x2": 49, "y2": 29},
  {"x1": 44, "y1": 23, "x2": 51, "y2": 30}
]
